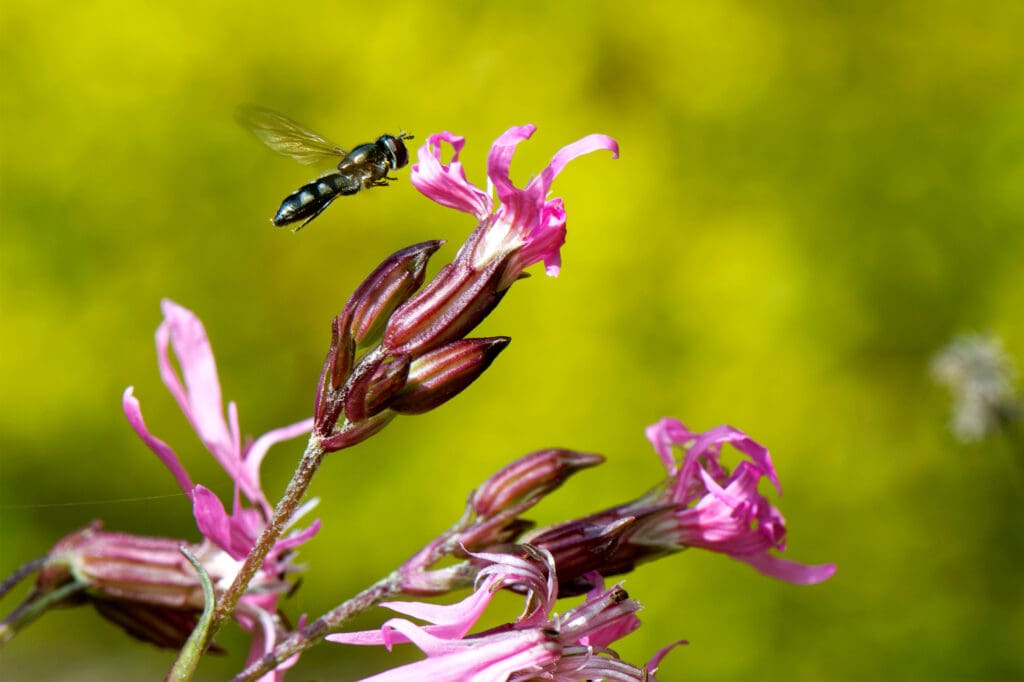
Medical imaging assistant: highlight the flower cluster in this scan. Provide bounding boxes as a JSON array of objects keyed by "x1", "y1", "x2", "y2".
[
  {"x1": 11, "y1": 301, "x2": 318, "y2": 679},
  {"x1": 328, "y1": 549, "x2": 683, "y2": 681},
  {"x1": 312, "y1": 126, "x2": 618, "y2": 452},
  {"x1": 1, "y1": 124, "x2": 835, "y2": 682}
]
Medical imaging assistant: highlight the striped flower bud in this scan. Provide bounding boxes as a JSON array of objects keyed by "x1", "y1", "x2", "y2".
[
  {"x1": 314, "y1": 313, "x2": 356, "y2": 437},
  {"x1": 381, "y1": 257, "x2": 509, "y2": 356},
  {"x1": 471, "y1": 448, "x2": 605, "y2": 518},
  {"x1": 388, "y1": 337, "x2": 510, "y2": 415},
  {"x1": 345, "y1": 240, "x2": 443, "y2": 346},
  {"x1": 342, "y1": 353, "x2": 411, "y2": 423},
  {"x1": 30, "y1": 522, "x2": 287, "y2": 650}
]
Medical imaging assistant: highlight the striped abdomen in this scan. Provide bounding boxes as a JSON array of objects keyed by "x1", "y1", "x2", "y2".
[{"x1": 272, "y1": 172, "x2": 361, "y2": 228}]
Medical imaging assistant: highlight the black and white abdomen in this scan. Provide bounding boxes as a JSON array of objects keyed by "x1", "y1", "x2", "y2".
[{"x1": 272, "y1": 172, "x2": 361, "y2": 227}]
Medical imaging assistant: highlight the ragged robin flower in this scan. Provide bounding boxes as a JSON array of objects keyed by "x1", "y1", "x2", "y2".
[
  {"x1": 5, "y1": 301, "x2": 317, "y2": 679},
  {"x1": 327, "y1": 548, "x2": 682, "y2": 681},
  {"x1": 521, "y1": 418, "x2": 837, "y2": 595},
  {"x1": 314, "y1": 126, "x2": 619, "y2": 449},
  {"x1": 121, "y1": 299, "x2": 318, "y2": 674},
  {"x1": 381, "y1": 125, "x2": 619, "y2": 356}
]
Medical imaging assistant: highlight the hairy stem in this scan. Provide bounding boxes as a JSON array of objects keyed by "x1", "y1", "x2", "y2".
[
  {"x1": 203, "y1": 435, "x2": 327, "y2": 649},
  {"x1": 232, "y1": 573, "x2": 401, "y2": 682},
  {"x1": 233, "y1": 513, "x2": 480, "y2": 681}
]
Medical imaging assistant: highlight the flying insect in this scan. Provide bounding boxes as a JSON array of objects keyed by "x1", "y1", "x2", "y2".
[{"x1": 237, "y1": 105, "x2": 412, "y2": 230}]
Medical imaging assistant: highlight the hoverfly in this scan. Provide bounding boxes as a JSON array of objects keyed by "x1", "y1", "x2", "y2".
[{"x1": 237, "y1": 105, "x2": 412, "y2": 230}]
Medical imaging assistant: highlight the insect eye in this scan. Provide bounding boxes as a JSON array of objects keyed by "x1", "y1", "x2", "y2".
[{"x1": 388, "y1": 137, "x2": 409, "y2": 169}]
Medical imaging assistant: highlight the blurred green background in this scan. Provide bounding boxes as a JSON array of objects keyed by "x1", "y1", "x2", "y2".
[{"x1": 2, "y1": 1, "x2": 1023, "y2": 679}]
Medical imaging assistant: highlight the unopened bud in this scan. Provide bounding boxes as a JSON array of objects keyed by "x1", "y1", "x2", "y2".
[
  {"x1": 319, "y1": 410, "x2": 396, "y2": 453},
  {"x1": 33, "y1": 522, "x2": 260, "y2": 649},
  {"x1": 382, "y1": 257, "x2": 509, "y2": 356},
  {"x1": 314, "y1": 314, "x2": 356, "y2": 437},
  {"x1": 471, "y1": 449, "x2": 605, "y2": 518},
  {"x1": 342, "y1": 353, "x2": 411, "y2": 423},
  {"x1": 346, "y1": 241, "x2": 443, "y2": 346},
  {"x1": 389, "y1": 337, "x2": 510, "y2": 415},
  {"x1": 520, "y1": 505, "x2": 675, "y2": 597}
]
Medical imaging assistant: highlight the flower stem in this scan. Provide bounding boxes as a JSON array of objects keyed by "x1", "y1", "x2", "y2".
[
  {"x1": 231, "y1": 573, "x2": 401, "y2": 682},
  {"x1": 203, "y1": 435, "x2": 327, "y2": 650},
  {"x1": 0, "y1": 556, "x2": 46, "y2": 600},
  {"x1": 165, "y1": 546, "x2": 216, "y2": 682},
  {"x1": 0, "y1": 581, "x2": 85, "y2": 647},
  {"x1": 232, "y1": 516, "x2": 481, "y2": 680}
]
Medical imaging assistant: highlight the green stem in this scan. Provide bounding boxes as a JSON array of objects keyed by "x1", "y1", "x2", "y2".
[
  {"x1": 0, "y1": 581, "x2": 86, "y2": 647},
  {"x1": 165, "y1": 546, "x2": 216, "y2": 682}
]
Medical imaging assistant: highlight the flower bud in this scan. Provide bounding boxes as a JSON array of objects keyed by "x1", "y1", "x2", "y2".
[
  {"x1": 471, "y1": 449, "x2": 605, "y2": 518},
  {"x1": 319, "y1": 410, "x2": 396, "y2": 452},
  {"x1": 314, "y1": 313, "x2": 356, "y2": 437},
  {"x1": 382, "y1": 257, "x2": 510, "y2": 356},
  {"x1": 345, "y1": 240, "x2": 443, "y2": 346},
  {"x1": 32, "y1": 522, "x2": 259, "y2": 649},
  {"x1": 342, "y1": 353, "x2": 411, "y2": 423},
  {"x1": 389, "y1": 337, "x2": 510, "y2": 415},
  {"x1": 520, "y1": 506, "x2": 676, "y2": 597}
]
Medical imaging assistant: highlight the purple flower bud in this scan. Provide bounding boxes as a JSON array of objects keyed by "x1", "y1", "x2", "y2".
[
  {"x1": 381, "y1": 258, "x2": 509, "y2": 356},
  {"x1": 342, "y1": 353, "x2": 411, "y2": 422},
  {"x1": 32, "y1": 522, "x2": 274, "y2": 650},
  {"x1": 345, "y1": 240, "x2": 443, "y2": 346},
  {"x1": 389, "y1": 337, "x2": 510, "y2": 415},
  {"x1": 314, "y1": 313, "x2": 356, "y2": 437},
  {"x1": 520, "y1": 507, "x2": 674, "y2": 597},
  {"x1": 319, "y1": 410, "x2": 396, "y2": 452},
  {"x1": 471, "y1": 448, "x2": 605, "y2": 518}
]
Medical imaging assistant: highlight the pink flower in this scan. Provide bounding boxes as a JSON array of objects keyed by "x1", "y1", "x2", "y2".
[
  {"x1": 121, "y1": 299, "x2": 319, "y2": 675},
  {"x1": 521, "y1": 418, "x2": 836, "y2": 592},
  {"x1": 639, "y1": 418, "x2": 836, "y2": 584},
  {"x1": 411, "y1": 125, "x2": 619, "y2": 290},
  {"x1": 328, "y1": 551, "x2": 677, "y2": 681}
]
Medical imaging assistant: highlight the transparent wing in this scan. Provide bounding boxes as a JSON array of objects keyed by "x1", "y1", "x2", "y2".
[{"x1": 236, "y1": 105, "x2": 347, "y2": 165}]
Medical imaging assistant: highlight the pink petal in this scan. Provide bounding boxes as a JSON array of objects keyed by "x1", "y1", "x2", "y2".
[
  {"x1": 242, "y1": 417, "x2": 314, "y2": 506},
  {"x1": 647, "y1": 640, "x2": 688, "y2": 677},
  {"x1": 675, "y1": 425, "x2": 780, "y2": 501},
  {"x1": 486, "y1": 124, "x2": 537, "y2": 209},
  {"x1": 122, "y1": 387, "x2": 193, "y2": 495},
  {"x1": 411, "y1": 132, "x2": 492, "y2": 219},
  {"x1": 331, "y1": 627, "x2": 553, "y2": 682},
  {"x1": 157, "y1": 300, "x2": 245, "y2": 486},
  {"x1": 739, "y1": 553, "x2": 837, "y2": 585},
  {"x1": 384, "y1": 573, "x2": 501, "y2": 626},
  {"x1": 528, "y1": 133, "x2": 620, "y2": 200},
  {"x1": 330, "y1": 575, "x2": 503, "y2": 648},
  {"x1": 191, "y1": 485, "x2": 241, "y2": 558},
  {"x1": 242, "y1": 605, "x2": 285, "y2": 682},
  {"x1": 157, "y1": 301, "x2": 232, "y2": 448},
  {"x1": 645, "y1": 418, "x2": 698, "y2": 475},
  {"x1": 275, "y1": 518, "x2": 321, "y2": 553},
  {"x1": 505, "y1": 197, "x2": 567, "y2": 283}
]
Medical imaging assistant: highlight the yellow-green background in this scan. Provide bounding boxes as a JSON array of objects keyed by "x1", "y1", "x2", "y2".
[{"x1": 2, "y1": 1, "x2": 1022, "y2": 680}]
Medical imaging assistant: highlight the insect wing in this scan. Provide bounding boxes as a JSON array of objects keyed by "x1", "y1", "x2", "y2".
[{"x1": 236, "y1": 105, "x2": 348, "y2": 165}]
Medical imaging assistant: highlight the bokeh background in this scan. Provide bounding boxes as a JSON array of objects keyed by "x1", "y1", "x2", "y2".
[{"x1": 2, "y1": 1, "x2": 1023, "y2": 679}]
